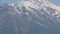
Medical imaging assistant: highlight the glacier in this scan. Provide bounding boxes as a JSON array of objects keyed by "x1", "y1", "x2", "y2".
[{"x1": 0, "y1": 0, "x2": 60, "y2": 34}]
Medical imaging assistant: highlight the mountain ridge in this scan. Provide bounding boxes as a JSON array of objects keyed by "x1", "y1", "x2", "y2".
[{"x1": 0, "y1": 0, "x2": 60, "y2": 34}]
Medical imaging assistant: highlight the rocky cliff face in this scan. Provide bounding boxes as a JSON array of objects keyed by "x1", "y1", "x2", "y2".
[{"x1": 0, "y1": 0, "x2": 60, "y2": 34}]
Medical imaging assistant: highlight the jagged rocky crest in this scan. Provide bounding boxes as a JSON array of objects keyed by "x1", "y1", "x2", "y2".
[{"x1": 0, "y1": 0, "x2": 60, "y2": 34}]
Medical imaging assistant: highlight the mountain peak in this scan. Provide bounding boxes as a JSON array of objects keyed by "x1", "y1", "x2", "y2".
[
  {"x1": 0, "y1": 0, "x2": 60, "y2": 34},
  {"x1": 14, "y1": 0, "x2": 49, "y2": 10},
  {"x1": 15, "y1": 0, "x2": 48, "y2": 5},
  {"x1": 13, "y1": 0, "x2": 60, "y2": 12}
]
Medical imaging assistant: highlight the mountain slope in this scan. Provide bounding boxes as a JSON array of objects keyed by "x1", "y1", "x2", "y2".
[{"x1": 0, "y1": 0, "x2": 60, "y2": 34}]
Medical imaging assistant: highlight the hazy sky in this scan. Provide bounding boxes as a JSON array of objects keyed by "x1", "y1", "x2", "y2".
[
  {"x1": 0, "y1": 0, "x2": 60, "y2": 6},
  {"x1": 49, "y1": 0, "x2": 60, "y2": 6}
]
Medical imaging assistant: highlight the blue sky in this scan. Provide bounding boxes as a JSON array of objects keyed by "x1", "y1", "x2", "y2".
[
  {"x1": 49, "y1": 0, "x2": 60, "y2": 6},
  {"x1": 0, "y1": 0, "x2": 60, "y2": 6},
  {"x1": 0, "y1": 0, "x2": 19, "y2": 4}
]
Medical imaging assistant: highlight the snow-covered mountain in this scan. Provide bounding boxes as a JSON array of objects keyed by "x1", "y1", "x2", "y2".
[{"x1": 0, "y1": 0, "x2": 60, "y2": 34}]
